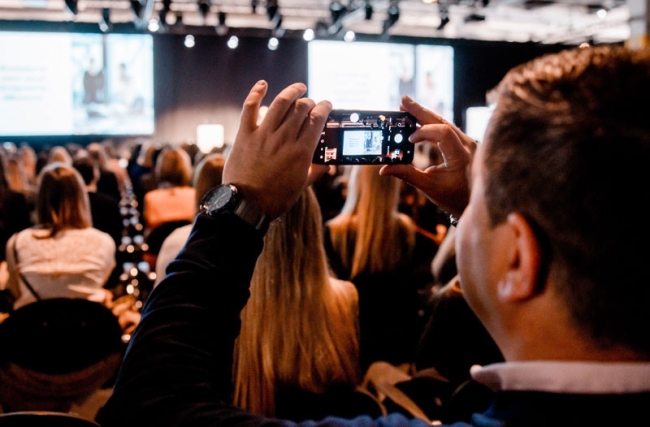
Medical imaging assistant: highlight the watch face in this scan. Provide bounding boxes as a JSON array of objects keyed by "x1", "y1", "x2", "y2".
[{"x1": 201, "y1": 184, "x2": 238, "y2": 213}]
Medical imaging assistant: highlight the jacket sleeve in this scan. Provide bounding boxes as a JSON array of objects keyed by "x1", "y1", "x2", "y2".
[{"x1": 96, "y1": 212, "x2": 436, "y2": 427}]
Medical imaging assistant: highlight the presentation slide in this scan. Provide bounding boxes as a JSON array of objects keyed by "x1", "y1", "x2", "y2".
[
  {"x1": 0, "y1": 31, "x2": 154, "y2": 137},
  {"x1": 308, "y1": 40, "x2": 454, "y2": 121}
]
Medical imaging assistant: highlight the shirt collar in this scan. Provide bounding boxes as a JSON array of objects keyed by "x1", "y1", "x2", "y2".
[{"x1": 471, "y1": 361, "x2": 650, "y2": 394}]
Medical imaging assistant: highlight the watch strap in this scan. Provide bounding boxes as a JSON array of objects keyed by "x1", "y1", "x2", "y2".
[{"x1": 233, "y1": 197, "x2": 270, "y2": 233}]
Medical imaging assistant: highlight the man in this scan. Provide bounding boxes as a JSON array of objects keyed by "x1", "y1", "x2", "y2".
[{"x1": 97, "y1": 46, "x2": 650, "y2": 426}]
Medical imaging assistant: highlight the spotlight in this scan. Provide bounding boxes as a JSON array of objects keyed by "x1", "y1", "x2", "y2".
[
  {"x1": 184, "y1": 34, "x2": 195, "y2": 48},
  {"x1": 198, "y1": 0, "x2": 211, "y2": 21},
  {"x1": 273, "y1": 15, "x2": 285, "y2": 38},
  {"x1": 227, "y1": 35, "x2": 239, "y2": 49},
  {"x1": 386, "y1": 1, "x2": 400, "y2": 26},
  {"x1": 364, "y1": 1, "x2": 373, "y2": 20},
  {"x1": 268, "y1": 37, "x2": 279, "y2": 51},
  {"x1": 344, "y1": 30, "x2": 356, "y2": 42},
  {"x1": 130, "y1": 0, "x2": 143, "y2": 19},
  {"x1": 64, "y1": 0, "x2": 78, "y2": 15},
  {"x1": 148, "y1": 18, "x2": 160, "y2": 32},
  {"x1": 251, "y1": 0, "x2": 259, "y2": 14},
  {"x1": 330, "y1": 1, "x2": 346, "y2": 25},
  {"x1": 381, "y1": 1, "x2": 400, "y2": 35},
  {"x1": 216, "y1": 11, "x2": 228, "y2": 35},
  {"x1": 436, "y1": 7, "x2": 450, "y2": 30},
  {"x1": 267, "y1": 1, "x2": 279, "y2": 21},
  {"x1": 99, "y1": 7, "x2": 112, "y2": 32},
  {"x1": 159, "y1": 0, "x2": 172, "y2": 25},
  {"x1": 303, "y1": 28, "x2": 315, "y2": 41}
]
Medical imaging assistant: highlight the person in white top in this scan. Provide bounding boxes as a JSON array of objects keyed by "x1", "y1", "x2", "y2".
[{"x1": 5, "y1": 162, "x2": 116, "y2": 309}]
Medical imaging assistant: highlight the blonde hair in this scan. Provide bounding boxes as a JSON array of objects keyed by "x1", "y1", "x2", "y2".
[
  {"x1": 192, "y1": 154, "x2": 225, "y2": 212},
  {"x1": 233, "y1": 187, "x2": 361, "y2": 417},
  {"x1": 155, "y1": 147, "x2": 192, "y2": 187},
  {"x1": 36, "y1": 162, "x2": 92, "y2": 237},
  {"x1": 326, "y1": 166, "x2": 416, "y2": 278}
]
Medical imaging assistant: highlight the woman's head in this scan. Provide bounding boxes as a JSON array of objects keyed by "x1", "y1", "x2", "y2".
[
  {"x1": 192, "y1": 154, "x2": 226, "y2": 212},
  {"x1": 36, "y1": 162, "x2": 91, "y2": 236},
  {"x1": 155, "y1": 146, "x2": 193, "y2": 187}
]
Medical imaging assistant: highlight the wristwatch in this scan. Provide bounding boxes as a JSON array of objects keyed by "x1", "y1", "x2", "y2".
[{"x1": 200, "y1": 183, "x2": 270, "y2": 233}]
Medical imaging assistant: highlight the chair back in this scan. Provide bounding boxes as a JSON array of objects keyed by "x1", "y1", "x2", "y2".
[{"x1": 0, "y1": 298, "x2": 125, "y2": 413}]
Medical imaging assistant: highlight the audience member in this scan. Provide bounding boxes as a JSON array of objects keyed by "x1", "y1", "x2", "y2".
[
  {"x1": 154, "y1": 153, "x2": 225, "y2": 286},
  {"x1": 48, "y1": 145, "x2": 73, "y2": 165},
  {"x1": 232, "y1": 186, "x2": 378, "y2": 421},
  {"x1": 17, "y1": 144, "x2": 38, "y2": 188},
  {"x1": 72, "y1": 156, "x2": 122, "y2": 246},
  {"x1": 142, "y1": 146, "x2": 195, "y2": 233},
  {"x1": 4, "y1": 154, "x2": 37, "y2": 220},
  {"x1": 87, "y1": 142, "x2": 122, "y2": 202},
  {"x1": 5, "y1": 162, "x2": 116, "y2": 309},
  {"x1": 325, "y1": 165, "x2": 438, "y2": 370},
  {"x1": 0, "y1": 152, "x2": 32, "y2": 264},
  {"x1": 99, "y1": 46, "x2": 650, "y2": 427}
]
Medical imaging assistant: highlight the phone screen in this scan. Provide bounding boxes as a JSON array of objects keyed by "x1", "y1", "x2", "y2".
[{"x1": 313, "y1": 110, "x2": 416, "y2": 165}]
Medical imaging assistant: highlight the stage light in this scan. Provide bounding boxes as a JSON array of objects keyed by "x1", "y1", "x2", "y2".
[
  {"x1": 227, "y1": 35, "x2": 239, "y2": 49},
  {"x1": 64, "y1": 0, "x2": 78, "y2": 15},
  {"x1": 159, "y1": 0, "x2": 172, "y2": 25},
  {"x1": 381, "y1": 1, "x2": 400, "y2": 36},
  {"x1": 330, "y1": 1, "x2": 346, "y2": 25},
  {"x1": 436, "y1": 7, "x2": 450, "y2": 30},
  {"x1": 148, "y1": 18, "x2": 160, "y2": 32},
  {"x1": 130, "y1": 0, "x2": 143, "y2": 19},
  {"x1": 251, "y1": 0, "x2": 259, "y2": 14},
  {"x1": 198, "y1": 0, "x2": 211, "y2": 21},
  {"x1": 99, "y1": 7, "x2": 112, "y2": 32},
  {"x1": 303, "y1": 28, "x2": 315, "y2": 41},
  {"x1": 364, "y1": 1, "x2": 373, "y2": 20},
  {"x1": 216, "y1": 11, "x2": 228, "y2": 35}
]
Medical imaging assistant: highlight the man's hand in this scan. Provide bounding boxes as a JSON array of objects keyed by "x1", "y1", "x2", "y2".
[
  {"x1": 223, "y1": 81, "x2": 332, "y2": 220},
  {"x1": 380, "y1": 95, "x2": 475, "y2": 217}
]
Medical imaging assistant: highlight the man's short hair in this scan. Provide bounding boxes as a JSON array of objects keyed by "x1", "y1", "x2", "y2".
[{"x1": 482, "y1": 46, "x2": 650, "y2": 354}]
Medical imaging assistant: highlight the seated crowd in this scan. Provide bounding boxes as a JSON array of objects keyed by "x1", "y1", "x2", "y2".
[{"x1": 2, "y1": 45, "x2": 646, "y2": 427}]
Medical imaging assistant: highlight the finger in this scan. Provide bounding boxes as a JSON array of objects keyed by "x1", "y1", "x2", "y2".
[
  {"x1": 298, "y1": 99, "x2": 332, "y2": 147},
  {"x1": 262, "y1": 82, "x2": 308, "y2": 132},
  {"x1": 401, "y1": 95, "x2": 459, "y2": 130},
  {"x1": 239, "y1": 80, "x2": 268, "y2": 133},
  {"x1": 281, "y1": 97, "x2": 316, "y2": 141},
  {"x1": 380, "y1": 163, "x2": 430, "y2": 189}
]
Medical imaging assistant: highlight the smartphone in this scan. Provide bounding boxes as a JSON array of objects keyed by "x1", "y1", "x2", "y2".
[{"x1": 312, "y1": 110, "x2": 417, "y2": 165}]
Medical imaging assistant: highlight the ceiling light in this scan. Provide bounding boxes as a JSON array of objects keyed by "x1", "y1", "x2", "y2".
[
  {"x1": 64, "y1": 0, "x2": 78, "y2": 15},
  {"x1": 99, "y1": 7, "x2": 112, "y2": 32},
  {"x1": 303, "y1": 28, "x2": 315, "y2": 41},
  {"x1": 148, "y1": 18, "x2": 160, "y2": 32},
  {"x1": 184, "y1": 34, "x2": 195, "y2": 48},
  {"x1": 216, "y1": 11, "x2": 227, "y2": 35},
  {"x1": 198, "y1": 0, "x2": 211, "y2": 21},
  {"x1": 437, "y1": 6, "x2": 450, "y2": 30},
  {"x1": 227, "y1": 35, "x2": 239, "y2": 49},
  {"x1": 364, "y1": 2, "x2": 373, "y2": 20}
]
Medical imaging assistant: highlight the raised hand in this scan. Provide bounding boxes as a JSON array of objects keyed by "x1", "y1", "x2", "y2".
[{"x1": 224, "y1": 81, "x2": 332, "y2": 219}]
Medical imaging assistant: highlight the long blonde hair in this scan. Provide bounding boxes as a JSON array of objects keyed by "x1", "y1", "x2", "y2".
[
  {"x1": 233, "y1": 187, "x2": 361, "y2": 417},
  {"x1": 36, "y1": 162, "x2": 92, "y2": 237},
  {"x1": 326, "y1": 166, "x2": 416, "y2": 278}
]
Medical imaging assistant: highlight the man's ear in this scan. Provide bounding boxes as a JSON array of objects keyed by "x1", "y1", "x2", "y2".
[{"x1": 497, "y1": 212, "x2": 544, "y2": 302}]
